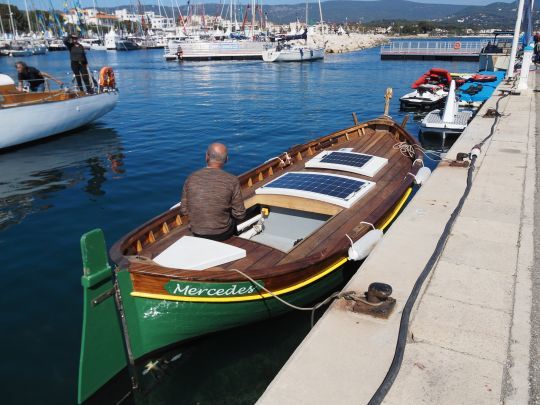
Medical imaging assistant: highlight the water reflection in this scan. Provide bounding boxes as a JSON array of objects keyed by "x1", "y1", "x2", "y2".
[{"x1": 0, "y1": 125, "x2": 124, "y2": 230}]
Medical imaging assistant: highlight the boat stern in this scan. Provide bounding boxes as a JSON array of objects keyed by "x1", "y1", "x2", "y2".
[{"x1": 78, "y1": 229, "x2": 128, "y2": 404}]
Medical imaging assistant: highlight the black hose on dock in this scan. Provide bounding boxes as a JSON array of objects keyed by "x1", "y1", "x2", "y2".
[{"x1": 368, "y1": 91, "x2": 510, "y2": 404}]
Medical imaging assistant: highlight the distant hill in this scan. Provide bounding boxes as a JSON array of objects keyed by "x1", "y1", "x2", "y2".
[
  {"x1": 109, "y1": 1, "x2": 468, "y2": 24},
  {"x1": 442, "y1": 1, "x2": 534, "y2": 29},
  {"x1": 105, "y1": 0, "x2": 527, "y2": 26},
  {"x1": 266, "y1": 1, "x2": 467, "y2": 24}
]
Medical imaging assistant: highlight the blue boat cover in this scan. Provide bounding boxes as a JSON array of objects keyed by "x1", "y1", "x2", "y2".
[{"x1": 457, "y1": 71, "x2": 506, "y2": 104}]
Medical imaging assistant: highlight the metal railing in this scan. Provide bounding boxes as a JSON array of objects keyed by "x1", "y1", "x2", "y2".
[{"x1": 381, "y1": 40, "x2": 489, "y2": 55}]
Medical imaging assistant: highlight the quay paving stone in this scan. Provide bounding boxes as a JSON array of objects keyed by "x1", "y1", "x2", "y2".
[
  {"x1": 382, "y1": 342, "x2": 503, "y2": 405},
  {"x1": 450, "y1": 214, "x2": 520, "y2": 245},
  {"x1": 426, "y1": 259, "x2": 515, "y2": 313},
  {"x1": 460, "y1": 197, "x2": 522, "y2": 225},
  {"x1": 410, "y1": 294, "x2": 511, "y2": 364},
  {"x1": 441, "y1": 232, "x2": 518, "y2": 275}
]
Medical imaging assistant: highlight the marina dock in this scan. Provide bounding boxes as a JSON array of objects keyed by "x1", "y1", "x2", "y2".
[
  {"x1": 257, "y1": 71, "x2": 538, "y2": 404},
  {"x1": 380, "y1": 40, "x2": 487, "y2": 61}
]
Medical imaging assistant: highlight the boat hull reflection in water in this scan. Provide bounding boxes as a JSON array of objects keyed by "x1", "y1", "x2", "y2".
[{"x1": 0, "y1": 126, "x2": 123, "y2": 231}]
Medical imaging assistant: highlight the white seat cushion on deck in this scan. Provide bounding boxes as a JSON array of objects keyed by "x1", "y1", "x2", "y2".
[{"x1": 153, "y1": 236, "x2": 246, "y2": 270}]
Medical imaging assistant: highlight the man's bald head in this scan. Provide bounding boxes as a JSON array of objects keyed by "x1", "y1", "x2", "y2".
[{"x1": 206, "y1": 143, "x2": 228, "y2": 167}]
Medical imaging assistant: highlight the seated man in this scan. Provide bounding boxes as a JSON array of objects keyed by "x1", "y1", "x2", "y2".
[
  {"x1": 180, "y1": 143, "x2": 246, "y2": 241},
  {"x1": 15, "y1": 61, "x2": 62, "y2": 92}
]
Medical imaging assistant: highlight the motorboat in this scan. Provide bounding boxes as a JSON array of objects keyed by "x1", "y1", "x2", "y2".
[
  {"x1": 77, "y1": 111, "x2": 426, "y2": 403},
  {"x1": 0, "y1": 72, "x2": 118, "y2": 150},
  {"x1": 262, "y1": 42, "x2": 324, "y2": 62},
  {"x1": 411, "y1": 68, "x2": 453, "y2": 89},
  {"x1": 400, "y1": 83, "x2": 447, "y2": 110}
]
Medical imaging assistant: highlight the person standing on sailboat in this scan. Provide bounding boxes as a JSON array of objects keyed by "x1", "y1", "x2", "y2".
[{"x1": 63, "y1": 34, "x2": 93, "y2": 93}]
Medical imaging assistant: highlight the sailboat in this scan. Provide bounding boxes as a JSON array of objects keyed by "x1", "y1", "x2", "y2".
[
  {"x1": 262, "y1": 0, "x2": 324, "y2": 63},
  {"x1": 0, "y1": 72, "x2": 118, "y2": 150}
]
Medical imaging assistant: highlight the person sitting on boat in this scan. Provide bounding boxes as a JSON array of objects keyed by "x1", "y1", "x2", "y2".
[
  {"x1": 63, "y1": 34, "x2": 93, "y2": 94},
  {"x1": 180, "y1": 143, "x2": 246, "y2": 242},
  {"x1": 15, "y1": 61, "x2": 62, "y2": 92}
]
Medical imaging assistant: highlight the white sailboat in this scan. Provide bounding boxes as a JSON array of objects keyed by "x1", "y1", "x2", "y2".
[
  {"x1": 261, "y1": 0, "x2": 324, "y2": 63},
  {"x1": 0, "y1": 74, "x2": 118, "y2": 150}
]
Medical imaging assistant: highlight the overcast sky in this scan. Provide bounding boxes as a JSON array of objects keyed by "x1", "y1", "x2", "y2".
[{"x1": 7, "y1": 0, "x2": 516, "y2": 11}]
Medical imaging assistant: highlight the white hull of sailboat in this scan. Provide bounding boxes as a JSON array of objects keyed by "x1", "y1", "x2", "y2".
[
  {"x1": 262, "y1": 47, "x2": 324, "y2": 62},
  {"x1": 0, "y1": 92, "x2": 119, "y2": 150}
]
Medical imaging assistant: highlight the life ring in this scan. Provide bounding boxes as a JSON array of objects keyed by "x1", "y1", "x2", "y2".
[
  {"x1": 98, "y1": 66, "x2": 115, "y2": 89},
  {"x1": 453, "y1": 42, "x2": 461, "y2": 50}
]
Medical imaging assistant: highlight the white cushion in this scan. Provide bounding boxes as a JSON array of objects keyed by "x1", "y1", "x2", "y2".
[{"x1": 153, "y1": 236, "x2": 246, "y2": 270}]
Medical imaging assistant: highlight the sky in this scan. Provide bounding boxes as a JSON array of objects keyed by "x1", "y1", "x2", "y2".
[{"x1": 6, "y1": 0, "x2": 516, "y2": 11}]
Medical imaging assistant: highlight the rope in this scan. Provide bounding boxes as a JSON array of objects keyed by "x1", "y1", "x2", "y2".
[
  {"x1": 229, "y1": 267, "x2": 348, "y2": 327},
  {"x1": 393, "y1": 141, "x2": 449, "y2": 162},
  {"x1": 369, "y1": 91, "x2": 510, "y2": 404}
]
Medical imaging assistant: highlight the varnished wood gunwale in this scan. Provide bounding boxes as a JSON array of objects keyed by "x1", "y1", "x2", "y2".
[
  {"x1": 109, "y1": 116, "x2": 422, "y2": 293},
  {"x1": 0, "y1": 85, "x2": 88, "y2": 107}
]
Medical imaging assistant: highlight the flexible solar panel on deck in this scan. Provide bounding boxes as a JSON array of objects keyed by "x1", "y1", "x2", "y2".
[
  {"x1": 305, "y1": 150, "x2": 388, "y2": 177},
  {"x1": 256, "y1": 172, "x2": 375, "y2": 208}
]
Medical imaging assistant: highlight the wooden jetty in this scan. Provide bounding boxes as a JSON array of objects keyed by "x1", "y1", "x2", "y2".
[{"x1": 380, "y1": 40, "x2": 488, "y2": 61}]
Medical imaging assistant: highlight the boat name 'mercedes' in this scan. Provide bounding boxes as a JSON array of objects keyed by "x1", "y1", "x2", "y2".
[{"x1": 165, "y1": 280, "x2": 264, "y2": 297}]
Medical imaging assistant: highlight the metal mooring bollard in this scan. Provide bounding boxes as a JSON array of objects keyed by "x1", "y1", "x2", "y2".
[{"x1": 347, "y1": 282, "x2": 397, "y2": 319}]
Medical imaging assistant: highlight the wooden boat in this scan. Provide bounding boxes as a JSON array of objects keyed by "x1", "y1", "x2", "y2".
[
  {"x1": 0, "y1": 73, "x2": 118, "y2": 150},
  {"x1": 77, "y1": 112, "x2": 425, "y2": 403}
]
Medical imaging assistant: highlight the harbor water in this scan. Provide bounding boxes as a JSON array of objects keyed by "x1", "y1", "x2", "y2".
[{"x1": 0, "y1": 48, "x2": 477, "y2": 404}]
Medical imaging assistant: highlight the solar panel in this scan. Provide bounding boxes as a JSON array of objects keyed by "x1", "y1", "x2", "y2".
[
  {"x1": 320, "y1": 151, "x2": 373, "y2": 168},
  {"x1": 256, "y1": 172, "x2": 375, "y2": 208},
  {"x1": 305, "y1": 150, "x2": 388, "y2": 177}
]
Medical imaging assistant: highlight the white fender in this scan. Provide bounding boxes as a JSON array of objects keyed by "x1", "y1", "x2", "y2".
[{"x1": 348, "y1": 229, "x2": 384, "y2": 261}]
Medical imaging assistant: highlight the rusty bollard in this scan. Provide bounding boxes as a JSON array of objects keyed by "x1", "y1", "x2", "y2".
[{"x1": 351, "y1": 282, "x2": 396, "y2": 318}]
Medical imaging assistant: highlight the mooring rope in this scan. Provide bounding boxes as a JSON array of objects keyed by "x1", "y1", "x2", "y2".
[{"x1": 229, "y1": 267, "x2": 350, "y2": 327}]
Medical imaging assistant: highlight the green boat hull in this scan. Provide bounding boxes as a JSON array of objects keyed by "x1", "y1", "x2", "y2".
[
  {"x1": 118, "y1": 264, "x2": 348, "y2": 360},
  {"x1": 78, "y1": 229, "x2": 351, "y2": 403}
]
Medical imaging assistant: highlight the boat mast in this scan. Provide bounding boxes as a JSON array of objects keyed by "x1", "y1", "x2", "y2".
[
  {"x1": 24, "y1": 0, "x2": 33, "y2": 34},
  {"x1": 7, "y1": 0, "x2": 17, "y2": 39},
  {"x1": 251, "y1": 0, "x2": 255, "y2": 38},
  {"x1": 0, "y1": 10, "x2": 5, "y2": 39}
]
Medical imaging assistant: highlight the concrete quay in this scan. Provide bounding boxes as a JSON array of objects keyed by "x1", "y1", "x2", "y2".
[{"x1": 258, "y1": 71, "x2": 538, "y2": 404}]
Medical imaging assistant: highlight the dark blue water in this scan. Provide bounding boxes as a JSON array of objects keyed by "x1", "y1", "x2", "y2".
[{"x1": 0, "y1": 48, "x2": 477, "y2": 404}]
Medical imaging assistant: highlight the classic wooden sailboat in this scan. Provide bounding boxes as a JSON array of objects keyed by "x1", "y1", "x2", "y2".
[
  {"x1": 77, "y1": 102, "x2": 426, "y2": 403},
  {"x1": 0, "y1": 72, "x2": 118, "y2": 150}
]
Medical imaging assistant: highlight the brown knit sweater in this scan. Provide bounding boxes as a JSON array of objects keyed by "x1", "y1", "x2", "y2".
[{"x1": 180, "y1": 167, "x2": 246, "y2": 236}]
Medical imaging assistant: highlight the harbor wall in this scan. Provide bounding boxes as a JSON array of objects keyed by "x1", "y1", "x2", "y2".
[{"x1": 308, "y1": 33, "x2": 388, "y2": 54}]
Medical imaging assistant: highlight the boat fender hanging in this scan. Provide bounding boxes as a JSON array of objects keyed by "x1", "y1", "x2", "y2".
[
  {"x1": 99, "y1": 66, "x2": 115, "y2": 89},
  {"x1": 348, "y1": 229, "x2": 383, "y2": 261},
  {"x1": 412, "y1": 167, "x2": 432, "y2": 185}
]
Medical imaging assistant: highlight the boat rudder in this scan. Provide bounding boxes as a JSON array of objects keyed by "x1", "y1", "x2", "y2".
[{"x1": 78, "y1": 229, "x2": 128, "y2": 404}]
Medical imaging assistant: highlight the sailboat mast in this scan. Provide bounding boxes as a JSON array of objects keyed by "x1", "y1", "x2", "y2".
[
  {"x1": 24, "y1": 0, "x2": 33, "y2": 33},
  {"x1": 250, "y1": 0, "x2": 255, "y2": 37},
  {"x1": 7, "y1": 0, "x2": 17, "y2": 38},
  {"x1": 0, "y1": 11, "x2": 5, "y2": 38}
]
